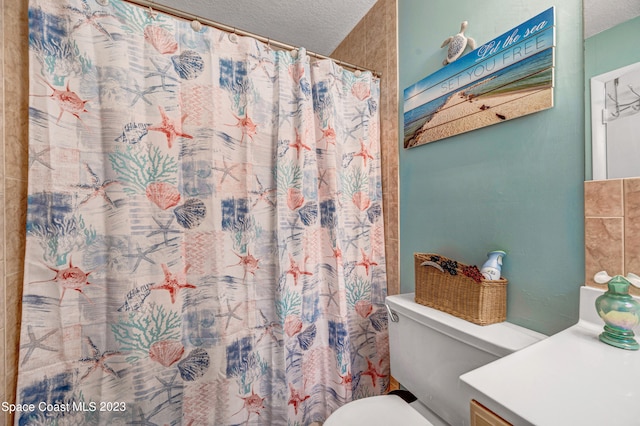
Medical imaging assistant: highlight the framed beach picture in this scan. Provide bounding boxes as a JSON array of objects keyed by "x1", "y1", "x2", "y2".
[{"x1": 404, "y1": 7, "x2": 555, "y2": 148}]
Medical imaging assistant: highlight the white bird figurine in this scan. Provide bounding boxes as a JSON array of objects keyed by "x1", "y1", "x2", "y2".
[{"x1": 441, "y1": 21, "x2": 476, "y2": 66}]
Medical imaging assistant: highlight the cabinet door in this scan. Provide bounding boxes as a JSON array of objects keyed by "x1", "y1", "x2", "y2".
[{"x1": 470, "y1": 400, "x2": 512, "y2": 426}]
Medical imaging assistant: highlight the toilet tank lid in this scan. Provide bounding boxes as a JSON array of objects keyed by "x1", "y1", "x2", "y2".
[{"x1": 386, "y1": 293, "x2": 547, "y2": 357}]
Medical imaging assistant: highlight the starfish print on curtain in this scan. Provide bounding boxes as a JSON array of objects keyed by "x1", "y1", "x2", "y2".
[{"x1": 18, "y1": 0, "x2": 388, "y2": 425}]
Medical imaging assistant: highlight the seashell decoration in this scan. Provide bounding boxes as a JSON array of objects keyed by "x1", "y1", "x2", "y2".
[
  {"x1": 144, "y1": 25, "x2": 178, "y2": 55},
  {"x1": 367, "y1": 98, "x2": 378, "y2": 115},
  {"x1": 288, "y1": 63, "x2": 304, "y2": 84},
  {"x1": 368, "y1": 309, "x2": 389, "y2": 332},
  {"x1": 352, "y1": 191, "x2": 371, "y2": 211},
  {"x1": 287, "y1": 188, "x2": 304, "y2": 210},
  {"x1": 366, "y1": 202, "x2": 382, "y2": 224},
  {"x1": 146, "y1": 182, "x2": 181, "y2": 210},
  {"x1": 297, "y1": 202, "x2": 317, "y2": 226},
  {"x1": 355, "y1": 300, "x2": 373, "y2": 318},
  {"x1": 177, "y1": 348, "x2": 210, "y2": 381},
  {"x1": 351, "y1": 82, "x2": 371, "y2": 101},
  {"x1": 190, "y1": 20, "x2": 203, "y2": 33},
  {"x1": 296, "y1": 324, "x2": 316, "y2": 351},
  {"x1": 171, "y1": 50, "x2": 205, "y2": 80},
  {"x1": 342, "y1": 152, "x2": 355, "y2": 169},
  {"x1": 299, "y1": 78, "x2": 311, "y2": 97},
  {"x1": 117, "y1": 283, "x2": 151, "y2": 312},
  {"x1": 284, "y1": 315, "x2": 303, "y2": 337},
  {"x1": 115, "y1": 122, "x2": 149, "y2": 145},
  {"x1": 174, "y1": 198, "x2": 207, "y2": 229},
  {"x1": 149, "y1": 340, "x2": 185, "y2": 367}
]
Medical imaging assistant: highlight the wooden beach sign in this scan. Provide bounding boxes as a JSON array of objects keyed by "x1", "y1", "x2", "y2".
[{"x1": 404, "y1": 7, "x2": 555, "y2": 148}]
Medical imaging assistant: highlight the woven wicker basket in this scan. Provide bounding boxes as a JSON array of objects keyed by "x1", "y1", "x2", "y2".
[{"x1": 414, "y1": 253, "x2": 507, "y2": 325}]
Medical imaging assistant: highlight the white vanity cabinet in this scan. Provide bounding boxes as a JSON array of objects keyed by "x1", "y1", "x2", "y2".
[{"x1": 461, "y1": 287, "x2": 640, "y2": 426}]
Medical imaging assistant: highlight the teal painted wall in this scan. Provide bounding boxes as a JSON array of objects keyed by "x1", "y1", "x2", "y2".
[
  {"x1": 584, "y1": 15, "x2": 640, "y2": 180},
  {"x1": 398, "y1": 0, "x2": 584, "y2": 336}
]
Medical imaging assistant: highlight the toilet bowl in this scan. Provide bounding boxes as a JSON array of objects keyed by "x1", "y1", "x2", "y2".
[
  {"x1": 324, "y1": 394, "x2": 432, "y2": 425},
  {"x1": 324, "y1": 293, "x2": 545, "y2": 425}
]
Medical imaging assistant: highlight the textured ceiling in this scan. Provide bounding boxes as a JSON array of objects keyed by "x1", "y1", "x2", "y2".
[
  {"x1": 154, "y1": 0, "x2": 377, "y2": 55},
  {"x1": 153, "y1": 1, "x2": 638, "y2": 53},
  {"x1": 584, "y1": 0, "x2": 640, "y2": 38}
]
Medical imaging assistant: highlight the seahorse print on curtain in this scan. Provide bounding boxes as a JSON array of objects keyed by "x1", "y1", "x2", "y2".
[{"x1": 18, "y1": 0, "x2": 389, "y2": 424}]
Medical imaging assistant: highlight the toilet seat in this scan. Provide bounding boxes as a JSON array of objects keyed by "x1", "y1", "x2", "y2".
[{"x1": 323, "y1": 395, "x2": 433, "y2": 425}]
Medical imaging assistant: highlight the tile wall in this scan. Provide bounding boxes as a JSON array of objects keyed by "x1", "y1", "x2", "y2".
[
  {"x1": 584, "y1": 178, "x2": 640, "y2": 296},
  {"x1": 332, "y1": 0, "x2": 399, "y2": 297},
  {"x1": 2, "y1": 0, "x2": 29, "y2": 421}
]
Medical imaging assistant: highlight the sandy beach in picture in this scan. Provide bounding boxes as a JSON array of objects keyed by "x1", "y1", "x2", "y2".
[{"x1": 407, "y1": 85, "x2": 553, "y2": 147}]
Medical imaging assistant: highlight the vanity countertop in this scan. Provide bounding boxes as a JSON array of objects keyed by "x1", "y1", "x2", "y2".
[{"x1": 460, "y1": 286, "x2": 640, "y2": 426}]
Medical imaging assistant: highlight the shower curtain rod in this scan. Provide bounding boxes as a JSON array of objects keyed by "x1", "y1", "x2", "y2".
[{"x1": 122, "y1": 0, "x2": 382, "y2": 78}]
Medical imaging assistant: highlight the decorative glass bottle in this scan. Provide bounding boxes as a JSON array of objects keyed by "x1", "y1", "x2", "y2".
[{"x1": 594, "y1": 273, "x2": 640, "y2": 351}]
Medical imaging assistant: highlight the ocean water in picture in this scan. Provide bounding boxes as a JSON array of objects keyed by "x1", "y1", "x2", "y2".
[{"x1": 404, "y1": 47, "x2": 554, "y2": 147}]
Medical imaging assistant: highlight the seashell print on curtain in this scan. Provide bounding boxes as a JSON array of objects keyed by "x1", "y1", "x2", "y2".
[{"x1": 18, "y1": 0, "x2": 388, "y2": 424}]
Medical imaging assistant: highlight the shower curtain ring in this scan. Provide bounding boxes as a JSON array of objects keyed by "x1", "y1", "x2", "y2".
[
  {"x1": 191, "y1": 18, "x2": 203, "y2": 32},
  {"x1": 229, "y1": 28, "x2": 238, "y2": 43}
]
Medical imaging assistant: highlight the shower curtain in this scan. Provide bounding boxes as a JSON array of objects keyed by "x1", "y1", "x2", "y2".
[{"x1": 17, "y1": 0, "x2": 389, "y2": 425}]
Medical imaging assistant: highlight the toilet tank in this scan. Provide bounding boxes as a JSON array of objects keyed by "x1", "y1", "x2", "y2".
[{"x1": 386, "y1": 293, "x2": 545, "y2": 426}]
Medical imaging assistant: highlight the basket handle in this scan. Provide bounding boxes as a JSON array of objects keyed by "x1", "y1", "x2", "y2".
[{"x1": 420, "y1": 260, "x2": 444, "y2": 272}]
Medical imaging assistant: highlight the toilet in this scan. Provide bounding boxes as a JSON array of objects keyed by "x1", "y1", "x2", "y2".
[{"x1": 325, "y1": 293, "x2": 545, "y2": 425}]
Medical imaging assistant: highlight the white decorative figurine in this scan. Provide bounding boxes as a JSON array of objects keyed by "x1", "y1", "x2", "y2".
[{"x1": 441, "y1": 21, "x2": 476, "y2": 65}]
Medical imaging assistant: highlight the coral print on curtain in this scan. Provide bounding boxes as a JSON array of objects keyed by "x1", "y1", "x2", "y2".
[{"x1": 18, "y1": 0, "x2": 388, "y2": 424}]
